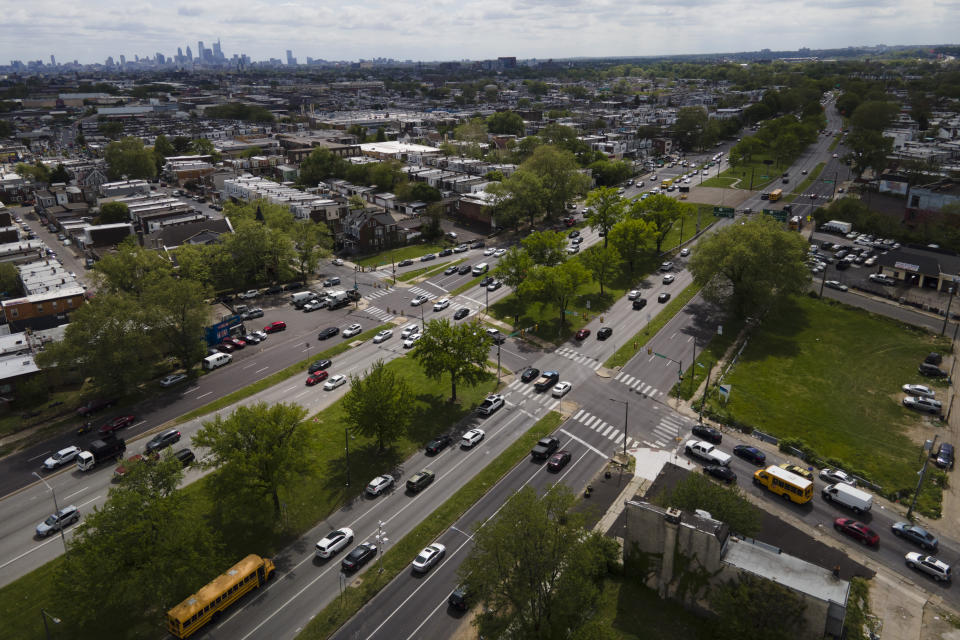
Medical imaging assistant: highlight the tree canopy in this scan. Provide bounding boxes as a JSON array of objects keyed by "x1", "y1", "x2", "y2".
[
  {"x1": 342, "y1": 359, "x2": 414, "y2": 451},
  {"x1": 414, "y1": 319, "x2": 491, "y2": 402}
]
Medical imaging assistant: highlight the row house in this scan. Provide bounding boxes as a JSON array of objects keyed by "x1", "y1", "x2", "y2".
[
  {"x1": 2, "y1": 258, "x2": 86, "y2": 331},
  {"x1": 99, "y1": 179, "x2": 150, "y2": 198},
  {"x1": 118, "y1": 194, "x2": 197, "y2": 233},
  {"x1": 341, "y1": 207, "x2": 407, "y2": 254},
  {"x1": 164, "y1": 159, "x2": 216, "y2": 186},
  {"x1": 223, "y1": 175, "x2": 347, "y2": 241}
]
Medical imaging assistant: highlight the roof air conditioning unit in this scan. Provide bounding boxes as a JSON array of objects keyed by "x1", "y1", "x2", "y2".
[{"x1": 664, "y1": 507, "x2": 682, "y2": 525}]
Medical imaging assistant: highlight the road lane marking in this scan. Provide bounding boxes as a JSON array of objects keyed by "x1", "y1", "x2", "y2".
[
  {"x1": 63, "y1": 487, "x2": 89, "y2": 501},
  {"x1": 558, "y1": 428, "x2": 608, "y2": 458},
  {"x1": 196, "y1": 392, "x2": 212, "y2": 400},
  {"x1": 256, "y1": 366, "x2": 269, "y2": 374}
]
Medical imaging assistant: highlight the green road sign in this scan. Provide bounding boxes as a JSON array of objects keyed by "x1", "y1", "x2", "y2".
[
  {"x1": 822, "y1": 180, "x2": 834, "y2": 183},
  {"x1": 762, "y1": 209, "x2": 788, "y2": 221},
  {"x1": 713, "y1": 206, "x2": 735, "y2": 218}
]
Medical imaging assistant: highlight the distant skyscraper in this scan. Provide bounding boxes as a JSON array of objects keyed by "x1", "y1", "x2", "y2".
[
  {"x1": 286, "y1": 49, "x2": 295, "y2": 66},
  {"x1": 177, "y1": 46, "x2": 183, "y2": 61},
  {"x1": 50, "y1": 54, "x2": 56, "y2": 66},
  {"x1": 157, "y1": 53, "x2": 165, "y2": 64},
  {"x1": 197, "y1": 41, "x2": 204, "y2": 62},
  {"x1": 185, "y1": 45, "x2": 192, "y2": 60},
  {"x1": 105, "y1": 56, "x2": 114, "y2": 67},
  {"x1": 213, "y1": 39, "x2": 222, "y2": 60},
  {"x1": 119, "y1": 54, "x2": 126, "y2": 66}
]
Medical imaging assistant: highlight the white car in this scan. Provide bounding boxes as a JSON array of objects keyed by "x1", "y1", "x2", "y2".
[
  {"x1": 819, "y1": 468, "x2": 857, "y2": 486},
  {"x1": 324, "y1": 374, "x2": 347, "y2": 390},
  {"x1": 237, "y1": 289, "x2": 260, "y2": 300},
  {"x1": 824, "y1": 280, "x2": 848, "y2": 292},
  {"x1": 342, "y1": 323, "x2": 362, "y2": 338},
  {"x1": 627, "y1": 290, "x2": 640, "y2": 300},
  {"x1": 552, "y1": 381, "x2": 572, "y2": 397},
  {"x1": 663, "y1": 274, "x2": 675, "y2": 284},
  {"x1": 660, "y1": 261, "x2": 674, "y2": 272},
  {"x1": 477, "y1": 394, "x2": 504, "y2": 416},
  {"x1": 494, "y1": 248, "x2": 507, "y2": 257},
  {"x1": 567, "y1": 245, "x2": 580, "y2": 254},
  {"x1": 903, "y1": 396, "x2": 942, "y2": 414},
  {"x1": 401, "y1": 324, "x2": 419, "y2": 339},
  {"x1": 332, "y1": 258, "x2": 344, "y2": 266},
  {"x1": 252, "y1": 330, "x2": 268, "y2": 341},
  {"x1": 905, "y1": 552, "x2": 952, "y2": 582},
  {"x1": 366, "y1": 475, "x2": 395, "y2": 497},
  {"x1": 483, "y1": 247, "x2": 496, "y2": 256},
  {"x1": 315, "y1": 528, "x2": 355, "y2": 558},
  {"x1": 685, "y1": 178, "x2": 692, "y2": 183},
  {"x1": 433, "y1": 298, "x2": 450, "y2": 311},
  {"x1": 411, "y1": 294, "x2": 430, "y2": 306},
  {"x1": 42, "y1": 445, "x2": 82, "y2": 470},
  {"x1": 902, "y1": 384, "x2": 935, "y2": 398},
  {"x1": 412, "y1": 543, "x2": 446, "y2": 573},
  {"x1": 461, "y1": 428, "x2": 486, "y2": 448},
  {"x1": 373, "y1": 329, "x2": 393, "y2": 344},
  {"x1": 159, "y1": 373, "x2": 188, "y2": 388},
  {"x1": 403, "y1": 333, "x2": 421, "y2": 349},
  {"x1": 680, "y1": 248, "x2": 690, "y2": 257}
]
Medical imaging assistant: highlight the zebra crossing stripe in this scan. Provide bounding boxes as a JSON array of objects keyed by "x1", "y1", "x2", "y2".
[
  {"x1": 614, "y1": 433, "x2": 625, "y2": 444},
  {"x1": 573, "y1": 409, "x2": 585, "y2": 421},
  {"x1": 584, "y1": 415, "x2": 597, "y2": 428},
  {"x1": 546, "y1": 400, "x2": 559, "y2": 411},
  {"x1": 640, "y1": 383, "x2": 653, "y2": 395},
  {"x1": 600, "y1": 425, "x2": 614, "y2": 438},
  {"x1": 631, "y1": 379, "x2": 643, "y2": 389},
  {"x1": 593, "y1": 362, "x2": 603, "y2": 371},
  {"x1": 614, "y1": 371, "x2": 624, "y2": 381},
  {"x1": 593, "y1": 421, "x2": 605, "y2": 432}
]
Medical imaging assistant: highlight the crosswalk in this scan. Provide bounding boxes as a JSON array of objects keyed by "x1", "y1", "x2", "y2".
[
  {"x1": 409, "y1": 286, "x2": 432, "y2": 298},
  {"x1": 612, "y1": 370, "x2": 663, "y2": 398},
  {"x1": 554, "y1": 346, "x2": 604, "y2": 371},
  {"x1": 503, "y1": 378, "x2": 562, "y2": 410},
  {"x1": 364, "y1": 286, "x2": 394, "y2": 301},
  {"x1": 364, "y1": 306, "x2": 395, "y2": 322},
  {"x1": 569, "y1": 408, "x2": 690, "y2": 449}
]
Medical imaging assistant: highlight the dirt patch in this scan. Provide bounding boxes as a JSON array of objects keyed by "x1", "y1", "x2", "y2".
[
  {"x1": 888, "y1": 395, "x2": 943, "y2": 446},
  {"x1": 921, "y1": 602, "x2": 960, "y2": 640},
  {"x1": 687, "y1": 186, "x2": 753, "y2": 207}
]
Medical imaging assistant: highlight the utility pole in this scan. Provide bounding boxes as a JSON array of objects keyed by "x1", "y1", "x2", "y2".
[
  {"x1": 818, "y1": 263, "x2": 829, "y2": 298},
  {"x1": 942, "y1": 285, "x2": 955, "y2": 336},
  {"x1": 907, "y1": 435, "x2": 937, "y2": 520},
  {"x1": 344, "y1": 428, "x2": 351, "y2": 487},
  {"x1": 33, "y1": 472, "x2": 68, "y2": 555},
  {"x1": 699, "y1": 360, "x2": 714, "y2": 423}
]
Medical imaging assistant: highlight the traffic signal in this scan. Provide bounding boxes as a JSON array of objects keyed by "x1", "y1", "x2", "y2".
[{"x1": 647, "y1": 347, "x2": 653, "y2": 355}]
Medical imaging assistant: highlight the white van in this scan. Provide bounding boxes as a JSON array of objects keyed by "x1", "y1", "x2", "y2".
[
  {"x1": 822, "y1": 483, "x2": 872, "y2": 514},
  {"x1": 203, "y1": 353, "x2": 232, "y2": 370},
  {"x1": 291, "y1": 291, "x2": 314, "y2": 306},
  {"x1": 472, "y1": 263, "x2": 489, "y2": 276}
]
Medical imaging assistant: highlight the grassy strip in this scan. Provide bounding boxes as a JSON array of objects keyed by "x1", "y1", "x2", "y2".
[
  {"x1": 297, "y1": 411, "x2": 564, "y2": 640},
  {"x1": 175, "y1": 324, "x2": 392, "y2": 425},
  {"x1": 670, "y1": 316, "x2": 744, "y2": 401},
  {"x1": 398, "y1": 259, "x2": 464, "y2": 283},
  {"x1": 787, "y1": 162, "x2": 826, "y2": 199},
  {"x1": 593, "y1": 574, "x2": 715, "y2": 639},
  {"x1": 449, "y1": 275, "x2": 485, "y2": 297},
  {"x1": 604, "y1": 282, "x2": 702, "y2": 369},
  {"x1": 0, "y1": 556, "x2": 63, "y2": 640},
  {"x1": 829, "y1": 135, "x2": 841, "y2": 152},
  {"x1": 354, "y1": 243, "x2": 451, "y2": 268}
]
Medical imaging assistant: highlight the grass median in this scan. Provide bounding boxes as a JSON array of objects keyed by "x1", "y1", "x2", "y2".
[
  {"x1": 175, "y1": 323, "x2": 392, "y2": 425},
  {"x1": 354, "y1": 244, "x2": 450, "y2": 268},
  {"x1": 783, "y1": 162, "x2": 826, "y2": 203},
  {"x1": 298, "y1": 410, "x2": 564, "y2": 640},
  {"x1": 604, "y1": 282, "x2": 702, "y2": 369},
  {"x1": 398, "y1": 258, "x2": 465, "y2": 283}
]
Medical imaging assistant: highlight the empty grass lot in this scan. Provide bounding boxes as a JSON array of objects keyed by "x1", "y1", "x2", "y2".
[{"x1": 708, "y1": 296, "x2": 950, "y2": 499}]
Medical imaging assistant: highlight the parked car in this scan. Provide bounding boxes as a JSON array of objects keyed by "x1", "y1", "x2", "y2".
[
  {"x1": 903, "y1": 396, "x2": 942, "y2": 414},
  {"x1": 918, "y1": 363, "x2": 948, "y2": 378},
  {"x1": 426, "y1": 435, "x2": 453, "y2": 455},
  {"x1": 461, "y1": 428, "x2": 486, "y2": 448},
  {"x1": 216, "y1": 341, "x2": 237, "y2": 353},
  {"x1": 173, "y1": 449, "x2": 196, "y2": 467},
  {"x1": 366, "y1": 474, "x2": 395, "y2": 497},
  {"x1": 448, "y1": 585, "x2": 469, "y2": 610},
  {"x1": 660, "y1": 261, "x2": 674, "y2": 272},
  {"x1": 692, "y1": 424, "x2": 722, "y2": 444},
  {"x1": 412, "y1": 543, "x2": 446, "y2": 573},
  {"x1": 243, "y1": 333, "x2": 263, "y2": 344},
  {"x1": 834, "y1": 518, "x2": 879, "y2": 546},
  {"x1": 264, "y1": 321, "x2": 287, "y2": 333},
  {"x1": 820, "y1": 468, "x2": 857, "y2": 486},
  {"x1": 242, "y1": 307, "x2": 264, "y2": 320},
  {"x1": 703, "y1": 465, "x2": 737, "y2": 484},
  {"x1": 779, "y1": 463, "x2": 814, "y2": 481},
  {"x1": 419, "y1": 254, "x2": 436, "y2": 262},
  {"x1": 547, "y1": 450, "x2": 572, "y2": 472},
  {"x1": 36, "y1": 505, "x2": 80, "y2": 538},
  {"x1": 341, "y1": 542, "x2": 377, "y2": 571},
  {"x1": 159, "y1": 373, "x2": 188, "y2": 388},
  {"x1": 458, "y1": 264, "x2": 472, "y2": 275},
  {"x1": 318, "y1": 327, "x2": 340, "y2": 340},
  {"x1": 824, "y1": 280, "x2": 848, "y2": 292},
  {"x1": 401, "y1": 324, "x2": 419, "y2": 339},
  {"x1": 342, "y1": 323, "x2": 363, "y2": 338},
  {"x1": 373, "y1": 329, "x2": 394, "y2": 344},
  {"x1": 902, "y1": 384, "x2": 936, "y2": 398},
  {"x1": 324, "y1": 374, "x2": 347, "y2": 390},
  {"x1": 98, "y1": 414, "x2": 136, "y2": 435},
  {"x1": 933, "y1": 443, "x2": 954, "y2": 470},
  {"x1": 891, "y1": 521, "x2": 939, "y2": 550},
  {"x1": 237, "y1": 289, "x2": 260, "y2": 300},
  {"x1": 905, "y1": 552, "x2": 951, "y2": 582},
  {"x1": 315, "y1": 528, "x2": 355, "y2": 558},
  {"x1": 733, "y1": 444, "x2": 766, "y2": 465},
  {"x1": 406, "y1": 469, "x2": 436, "y2": 492},
  {"x1": 477, "y1": 394, "x2": 504, "y2": 416},
  {"x1": 145, "y1": 428, "x2": 181, "y2": 454},
  {"x1": 397, "y1": 259, "x2": 414, "y2": 267}
]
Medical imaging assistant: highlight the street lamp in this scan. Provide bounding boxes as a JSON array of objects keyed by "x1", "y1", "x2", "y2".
[
  {"x1": 610, "y1": 398, "x2": 629, "y2": 457},
  {"x1": 41, "y1": 609, "x2": 60, "y2": 640},
  {"x1": 375, "y1": 521, "x2": 389, "y2": 574},
  {"x1": 32, "y1": 472, "x2": 68, "y2": 553},
  {"x1": 344, "y1": 428, "x2": 353, "y2": 487}
]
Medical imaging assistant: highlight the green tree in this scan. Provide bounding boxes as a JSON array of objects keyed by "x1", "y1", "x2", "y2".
[
  {"x1": 342, "y1": 359, "x2": 414, "y2": 451},
  {"x1": 847, "y1": 128, "x2": 892, "y2": 179},
  {"x1": 521, "y1": 230, "x2": 567, "y2": 266},
  {"x1": 408, "y1": 182, "x2": 441, "y2": 203},
  {"x1": 525, "y1": 80, "x2": 549, "y2": 97},
  {"x1": 99, "y1": 201, "x2": 130, "y2": 224},
  {"x1": 153, "y1": 134, "x2": 175, "y2": 157},
  {"x1": 454, "y1": 117, "x2": 488, "y2": 143},
  {"x1": 584, "y1": 186, "x2": 626, "y2": 247},
  {"x1": 674, "y1": 106, "x2": 709, "y2": 151},
  {"x1": 688, "y1": 216, "x2": 809, "y2": 318},
  {"x1": 588, "y1": 158, "x2": 633, "y2": 185},
  {"x1": 99, "y1": 120, "x2": 124, "y2": 139},
  {"x1": 298, "y1": 147, "x2": 346, "y2": 187},
  {"x1": 608, "y1": 217, "x2": 656, "y2": 272},
  {"x1": 290, "y1": 219, "x2": 331, "y2": 281},
  {"x1": 172, "y1": 136, "x2": 192, "y2": 153},
  {"x1": 521, "y1": 145, "x2": 590, "y2": 217},
  {"x1": 145, "y1": 277, "x2": 209, "y2": 371},
  {"x1": 221, "y1": 219, "x2": 297, "y2": 287},
  {"x1": 488, "y1": 169, "x2": 548, "y2": 228},
  {"x1": 628, "y1": 194, "x2": 686, "y2": 253},
  {"x1": 414, "y1": 319, "x2": 491, "y2": 402},
  {"x1": 93, "y1": 237, "x2": 172, "y2": 296},
  {"x1": 850, "y1": 100, "x2": 899, "y2": 132},
  {"x1": 53, "y1": 456, "x2": 222, "y2": 636},
  {"x1": 14, "y1": 161, "x2": 50, "y2": 183},
  {"x1": 486, "y1": 111, "x2": 525, "y2": 137},
  {"x1": 420, "y1": 202, "x2": 444, "y2": 241},
  {"x1": 0, "y1": 262, "x2": 21, "y2": 297},
  {"x1": 190, "y1": 137, "x2": 222, "y2": 163},
  {"x1": 521, "y1": 260, "x2": 591, "y2": 329},
  {"x1": 193, "y1": 402, "x2": 312, "y2": 517},
  {"x1": 0, "y1": 120, "x2": 12, "y2": 138},
  {"x1": 49, "y1": 163, "x2": 70, "y2": 183},
  {"x1": 104, "y1": 136, "x2": 158, "y2": 180},
  {"x1": 459, "y1": 486, "x2": 619, "y2": 640},
  {"x1": 580, "y1": 244, "x2": 621, "y2": 296},
  {"x1": 492, "y1": 247, "x2": 534, "y2": 300},
  {"x1": 240, "y1": 146, "x2": 264, "y2": 159},
  {"x1": 656, "y1": 472, "x2": 761, "y2": 537},
  {"x1": 710, "y1": 575, "x2": 807, "y2": 640}
]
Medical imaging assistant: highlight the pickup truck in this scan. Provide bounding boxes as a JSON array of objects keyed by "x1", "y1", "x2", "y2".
[
  {"x1": 531, "y1": 436, "x2": 561, "y2": 460},
  {"x1": 534, "y1": 371, "x2": 560, "y2": 392},
  {"x1": 684, "y1": 440, "x2": 732, "y2": 466}
]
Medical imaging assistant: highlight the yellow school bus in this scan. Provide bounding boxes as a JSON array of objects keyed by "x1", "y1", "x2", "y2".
[
  {"x1": 167, "y1": 554, "x2": 275, "y2": 638},
  {"x1": 768, "y1": 188, "x2": 783, "y2": 202},
  {"x1": 753, "y1": 465, "x2": 813, "y2": 504},
  {"x1": 661, "y1": 179, "x2": 672, "y2": 189}
]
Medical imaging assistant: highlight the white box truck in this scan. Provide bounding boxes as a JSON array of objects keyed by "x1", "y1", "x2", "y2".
[
  {"x1": 822, "y1": 482, "x2": 872, "y2": 513},
  {"x1": 203, "y1": 352, "x2": 232, "y2": 370},
  {"x1": 823, "y1": 220, "x2": 853, "y2": 235}
]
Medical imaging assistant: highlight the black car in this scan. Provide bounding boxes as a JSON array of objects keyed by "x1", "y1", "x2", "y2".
[
  {"x1": 934, "y1": 443, "x2": 955, "y2": 470},
  {"x1": 444, "y1": 265, "x2": 459, "y2": 275},
  {"x1": 341, "y1": 542, "x2": 378, "y2": 571},
  {"x1": 309, "y1": 359, "x2": 332, "y2": 374},
  {"x1": 597, "y1": 327, "x2": 613, "y2": 340},
  {"x1": 919, "y1": 363, "x2": 948, "y2": 378},
  {"x1": 568, "y1": 230, "x2": 580, "y2": 238},
  {"x1": 448, "y1": 585, "x2": 469, "y2": 610},
  {"x1": 520, "y1": 367, "x2": 540, "y2": 383},
  {"x1": 925, "y1": 352, "x2": 944, "y2": 365},
  {"x1": 318, "y1": 327, "x2": 340, "y2": 340},
  {"x1": 531, "y1": 436, "x2": 561, "y2": 460},
  {"x1": 633, "y1": 298, "x2": 647, "y2": 310},
  {"x1": 265, "y1": 285, "x2": 284, "y2": 295},
  {"x1": 486, "y1": 280, "x2": 502, "y2": 291},
  {"x1": 458, "y1": 264, "x2": 472, "y2": 275},
  {"x1": 398, "y1": 259, "x2": 414, "y2": 267},
  {"x1": 703, "y1": 465, "x2": 737, "y2": 484},
  {"x1": 283, "y1": 281, "x2": 304, "y2": 291},
  {"x1": 146, "y1": 429, "x2": 181, "y2": 454},
  {"x1": 438, "y1": 249, "x2": 453, "y2": 257},
  {"x1": 479, "y1": 276, "x2": 494, "y2": 287},
  {"x1": 420, "y1": 253, "x2": 436, "y2": 262},
  {"x1": 733, "y1": 444, "x2": 766, "y2": 465},
  {"x1": 470, "y1": 240, "x2": 485, "y2": 249},
  {"x1": 426, "y1": 435, "x2": 453, "y2": 455},
  {"x1": 692, "y1": 424, "x2": 722, "y2": 444},
  {"x1": 453, "y1": 308, "x2": 470, "y2": 320},
  {"x1": 173, "y1": 448, "x2": 196, "y2": 467},
  {"x1": 658, "y1": 292, "x2": 671, "y2": 303}
]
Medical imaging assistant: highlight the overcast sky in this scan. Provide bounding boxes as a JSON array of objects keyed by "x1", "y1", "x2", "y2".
[{"x1": 3, "y1": 0, "x2": 959, "y2": 65}]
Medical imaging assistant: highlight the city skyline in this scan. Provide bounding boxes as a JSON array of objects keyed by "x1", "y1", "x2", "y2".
[{"x1": 1, "y1": 0, "x2": 958, "y2": 66}]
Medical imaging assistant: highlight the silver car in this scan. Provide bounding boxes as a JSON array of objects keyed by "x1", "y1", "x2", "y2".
[
  {"x1": 36, "y1": 505, "x2": 80, "y2": 538},
  {"x1": 42, "y1": 446, "x2": 82, "y2": 470}
]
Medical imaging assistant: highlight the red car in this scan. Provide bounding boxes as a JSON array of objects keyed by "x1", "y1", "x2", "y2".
[
  {"x1": 216, "y1": 341, "x2": 236, "y2": 353},
  {"x1": 99, "y1": 414, "x2": 136, "y2": 434},
  {"x1": 575, "y1": 329, "x2": 590, "y2": 340},
  {"x1": 834, "y1": 518, "x2": 879, "y2": 546},
  {"x1": 306, "y1": 371, "x2": 329, "y2": 386},
  {"x1": 225, "y1": 336, "x2": 246, "y2": 349},
  {"x1": 264, "y1": 321, "x2": 287, "y2": 333},
  {"x1": 547, "y1": 450, "x2": 572, "y2": 472}
]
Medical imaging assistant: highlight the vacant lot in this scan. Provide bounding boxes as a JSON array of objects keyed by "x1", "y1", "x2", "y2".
[{"x1": 709, "y1": 296, "x2": 950, "y2": 499}]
